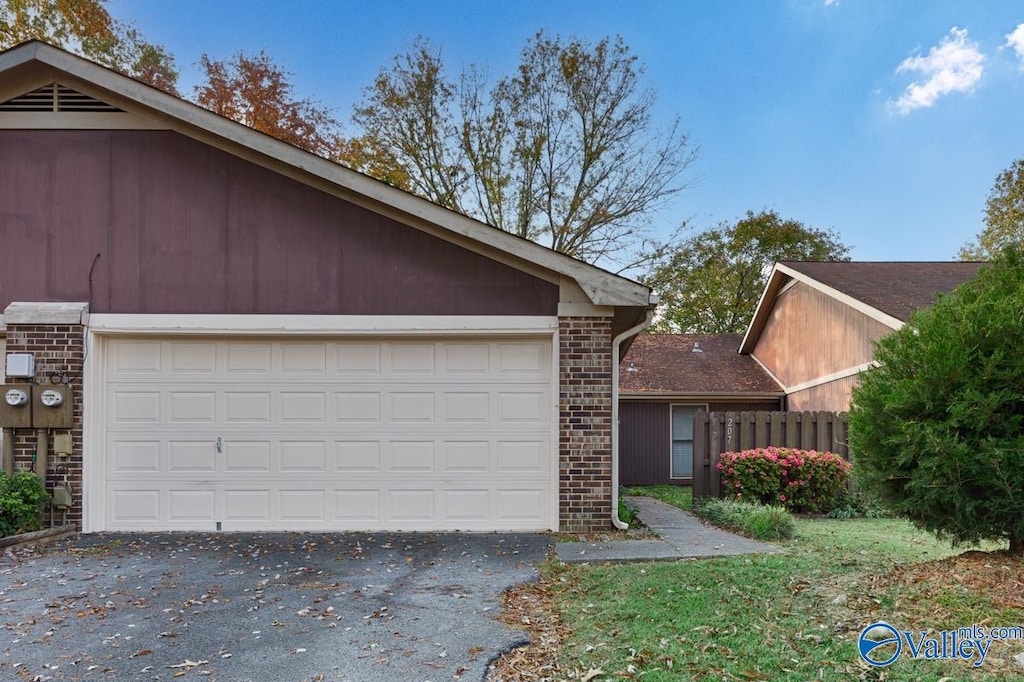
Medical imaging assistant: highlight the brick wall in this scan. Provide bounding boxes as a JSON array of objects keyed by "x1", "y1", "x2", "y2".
[
  {"x1": 4, "y1": 324, "x2": 85, "y2": 528},
  {"x1": 558, "y1": 316, "x2": 613, "y2": 532}
]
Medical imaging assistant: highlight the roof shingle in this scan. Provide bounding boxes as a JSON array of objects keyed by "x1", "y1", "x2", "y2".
[
  {"x1": 780, "y1": 261, "x2": 984, "y2": 322},
  {"x1": 620, "y1": 334, "x2": 782, "y2": 394}
]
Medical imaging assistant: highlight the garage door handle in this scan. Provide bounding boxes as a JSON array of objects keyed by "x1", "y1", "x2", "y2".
[{"x1": 216, "y1": 437, "x2": 223, "y2": 453}]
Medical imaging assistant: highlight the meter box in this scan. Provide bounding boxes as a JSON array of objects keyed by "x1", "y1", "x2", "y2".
[
  {"x1": 33, "y1": 385, "x2": 73, "y2": 429},
  {"x1": 0, "y1": 384, "x2": 34, "y2": 427},
  {"x1": 6, "y1": 354, "x2": 35, "y2": 379}
]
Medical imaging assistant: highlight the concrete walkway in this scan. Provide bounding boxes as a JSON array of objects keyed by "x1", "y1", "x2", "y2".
[{"x1": 555, "y1": 495, "x2": 779, "y2": 564}]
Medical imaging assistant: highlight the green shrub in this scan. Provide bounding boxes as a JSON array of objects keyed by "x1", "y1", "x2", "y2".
[
  {"x1": 694, "y1": 497, "x2": 794, "y2": 540},
  {"x1": 826, "y1": 490, "x2": 890, "y2": 519},
  {"x1": 618, "y1": 493, "x2": 639, "y2": 526},
  {"x1": 0, "y1": 470, "x2": 49, "y2": 537},
  {"x1": 849, "y1": 248, "x2": 1024, "y2": 553},
  {"x1": 716, "y1": 446, "x2": 851, "y2": 513}
]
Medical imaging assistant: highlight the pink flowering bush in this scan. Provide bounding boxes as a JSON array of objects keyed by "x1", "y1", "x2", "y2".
[{"x1": 715, "y1": 447, "x2": 852, "y2": 513}]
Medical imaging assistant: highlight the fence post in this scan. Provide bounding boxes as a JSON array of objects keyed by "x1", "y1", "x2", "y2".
[{"x1": 693, "y1": 411, "x2": 709, "y2": 500}]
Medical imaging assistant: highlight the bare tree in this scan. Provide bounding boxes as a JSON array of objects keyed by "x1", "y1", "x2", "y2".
[{"x1": 353, "y1": 32, "x2": 695, "y2": 266}]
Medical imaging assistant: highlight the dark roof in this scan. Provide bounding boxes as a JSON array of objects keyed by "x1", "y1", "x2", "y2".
[
  {"x1": 620, "y1": 334, "x2": 783, "y2": 394},
  {"x1": 780, "y1": 261, "x2": 985, "y2": 322}
]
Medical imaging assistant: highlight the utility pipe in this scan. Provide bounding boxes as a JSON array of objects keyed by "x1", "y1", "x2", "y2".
[
  {"x1": 34, "y1": 428, "x2": 48, "y2": 479},
  {"x1": 610, "y1": 307, "x2": 655, "y2": 530},
  {"x1": 1, "y1": 427, "x2": 12, "y2": 474}
]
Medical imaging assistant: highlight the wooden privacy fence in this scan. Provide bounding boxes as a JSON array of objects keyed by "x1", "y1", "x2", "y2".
[{"x1": 693, "y1": 411, "x2": 849, "y2": 500}]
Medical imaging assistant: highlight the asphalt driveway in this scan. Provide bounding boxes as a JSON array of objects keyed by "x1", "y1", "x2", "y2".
[{"x1": 0, "y1": 532, "x2": 551, "y2": 681}]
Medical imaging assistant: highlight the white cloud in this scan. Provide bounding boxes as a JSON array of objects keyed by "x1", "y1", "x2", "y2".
[
  {"x1": 1005, "y1": 23, "x2": 1024, "y2": 69},
  {"x1": 890, "y1": 27, "x2": 985, "y2": 115},
  {"x1": 823, "y1": 0, "x2": 839, "y2": 6}
]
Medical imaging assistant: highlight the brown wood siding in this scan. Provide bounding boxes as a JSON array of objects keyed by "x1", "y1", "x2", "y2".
[
  {"x1": 0, "y1": 130, "x2": 558, "y2": 315},
  {"x1": 619, "y1": 398, "x2": 781, "y2": 486},
  {"x1": 787, "y1": 375, "x2": 860, "y2": 413},
  {"x1": 619, "y1": 401, "x2": 671, "y2": 486},
  {"x1": 751, "y1": 282, "x2": 893, "y2": 387}
]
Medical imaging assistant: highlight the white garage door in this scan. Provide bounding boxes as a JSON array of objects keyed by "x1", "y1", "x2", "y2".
[{"x1": 101, "y1": 337, "x2": 555, "y2": 532}]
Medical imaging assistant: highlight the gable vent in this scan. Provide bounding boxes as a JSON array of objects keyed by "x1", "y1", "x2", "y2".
[{"x1": 0, "y1": 84, "x2": 122, "y2": 113}]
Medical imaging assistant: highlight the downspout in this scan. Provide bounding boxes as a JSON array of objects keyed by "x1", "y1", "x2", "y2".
[{"x1": 610, "y1": 304, "x2": 656, "y2": 530}]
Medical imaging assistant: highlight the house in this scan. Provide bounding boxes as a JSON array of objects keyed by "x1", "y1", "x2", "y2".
[
  {"x1": 618, "y1": 334, "x2": 783, "y2": 486},
  {"x1": 741, "y1": 261, "x2": 985, "y2": 412},
  {"x1": 618, "y1": 261, "x2": 983, "y2": 486},
  {"x1": 0, "y1": 41, "x2": 656, "y2": 533}
]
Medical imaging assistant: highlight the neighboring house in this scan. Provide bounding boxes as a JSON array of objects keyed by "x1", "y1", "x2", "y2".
[
  {"x1": 741, "y1": 261, "x2": 985, "y2": 412},
  {"x1": 618, "y1": 261, "x2": 983, "y2": 487},
  {"x1": 618, "y1": 334, "x2": 783, "y2": 486},
  {"x1": 0, "y1": 41, "x2": 656, "y2": 533}
]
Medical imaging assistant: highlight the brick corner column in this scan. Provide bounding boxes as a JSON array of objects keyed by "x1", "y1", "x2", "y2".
[
  {"x1": 558, "y1": 316, "x2": 613, "y2": 533},
  {"x1": 4, "y1": 304, "x2": 87, "y2": 529}
]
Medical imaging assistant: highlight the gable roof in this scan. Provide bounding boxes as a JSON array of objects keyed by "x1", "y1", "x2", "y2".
[
  {"x1": 620, "y1": 334, "x2": 783, "y2": 396},
  {"x1": 0, "y1": 40, "x2": 652, "y2": 310},
  {"x1": 740, "y1": 261, "x2": 985, "y2": 353}
]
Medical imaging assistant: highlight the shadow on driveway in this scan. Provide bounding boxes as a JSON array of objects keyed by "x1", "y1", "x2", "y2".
[{"x1": 0, "y1": 532, "x2": 551, "y2": 681}]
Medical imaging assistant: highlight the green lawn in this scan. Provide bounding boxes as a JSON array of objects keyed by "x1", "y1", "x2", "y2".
[
  {"x1": 623, "y1": 484, "x2": 693, "y2": 511},
  {"x1": 546, "y1": 516, "x2": 1022, "y2": 680}
]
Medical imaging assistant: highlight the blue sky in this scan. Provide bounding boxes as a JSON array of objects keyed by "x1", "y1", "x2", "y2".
[{"x1": 109, "y1": 0, "x2": 1024, "y2": 261}]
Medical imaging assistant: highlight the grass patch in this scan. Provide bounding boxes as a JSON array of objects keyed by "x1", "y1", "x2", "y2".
[
  {"x1": 622, "y1": 484, "x2": 692, "y2": 511},
  {"x1": 694, "y1": 496, "x2": 795, "y2": 541},
  {"x1": 500, "y1": 518, "x2": 1023, "y2": 681},
  {"x1": 618, "y1": 496, "x2": 639, "y2": 526}
]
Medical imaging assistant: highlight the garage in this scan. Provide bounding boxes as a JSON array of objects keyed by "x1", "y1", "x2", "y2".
[
  {"x1": 1, "y1": 42, "x2": 656, "y2": 534},
  {"x1": 95, "y1": 335, "x2": 556, "y2": 532}
]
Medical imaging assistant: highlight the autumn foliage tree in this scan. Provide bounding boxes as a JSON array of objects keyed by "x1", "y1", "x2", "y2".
[
  {"x1": 959, "y1": 158, "x2": 1024, "y2": 261},
  {"x1": 643, "y1": 210, "x2": 850, "y2": 333},
  {"x1": 195, "y1": 51, "x2": 344, "y2": 158},
  {"x1": 0, "y1": 0, "x2": 178, "y2": 93},
  {"x1": 352, "y1": 32, "x2": 695, "y2": 266}
]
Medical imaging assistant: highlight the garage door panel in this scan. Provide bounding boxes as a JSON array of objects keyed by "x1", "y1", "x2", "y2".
[
  {"x1": 441, "y1": 343, "x2": 490, "y2": 373},
  {"x1": 169, "y1": 392, "x2": 216, "y2": 422},
  {"x1": 497, "y1": 392, "x2": 547, "y2": 422},
  {"x1": 389, "y1": 441, "x2": 434, "y2": 471},
  {"x1": 280, "y1": 489, "x2": 326, "y2": 520},
  {"x1": 168, "y1": 441, "x2": 215, "y2": 471},
  {"x1": 389, "y1": 489, "x2": 435, "y2": 520},
  {"x1": 111, "y1": 441, "x2": 161, "y2": 473},
  {"x1": 334, "y1": 441, "x2": 381, "y2": 470},
  {"x1": 226, "y1": 342, "x2": 273, "y2": 373},
  {"x1": 280, "y1": 441, "x2": 327, "y2": 471},
  {"x1": 442, "y1": 392, "x2": 490, "y2": 422},
  {"x1": 102, "y1": 337, "x2": 554, "y2": 531},
  {"x1": 110, "y1": 341, "x2": 163, "y2": 374},
  {"x1": 334, "y1": 489, "x2": 381, "y2": 521},
  {"x1": 110, "y1": 391, "x2": 161, "y2": 423},
  {"x1": 225, "y1": 392, "x2": 272, "y2": 422},
  {"x1": 498, "y1": 489, "x2": 547, "y2": 521},
  {"x1": 224, "y1": 489, "x2": 271, "y2": 520},
  {"x1": 335, "y1": 392, "x2": 381, "y2": 422},
  {"x1": 224, "y1": 441, "x2": 271, "y2": 471},
  {"x1": 389, "y1": 392, "x2": 435, "y2": 422},
  {"x1": 170, "y1": 342, "x2": 217, "y2": 373},
  {"x1": 111, "y1": 489, "x2": 161, "y2": 521},
  {"x1": 281, "y1": 343, "x2": 327, "y2": 373},
  {"x1": 169, "y1": 490, "x2": 215, "y2": 521},
  {"x1": 336, "y1": 344, "x2": 381, "y2": 373},
  {"x1": 442, "y1": 441, "x2": 489, "y2": 471}
]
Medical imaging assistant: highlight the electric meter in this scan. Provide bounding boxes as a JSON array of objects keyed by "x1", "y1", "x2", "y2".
[
  {"x1": 5, "y1": 388, "x2": 29, "y2": 407},
  {"x1": 40, "y1": 389, "x2": 64, "y2": 407}
]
